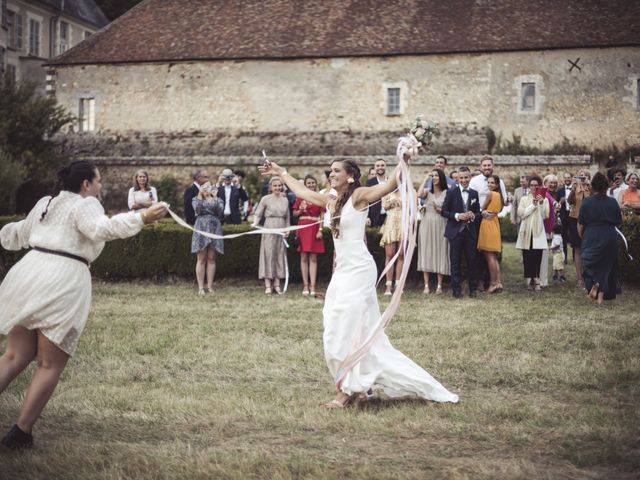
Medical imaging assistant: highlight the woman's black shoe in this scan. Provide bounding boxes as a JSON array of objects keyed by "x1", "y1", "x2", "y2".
[{"x1": 1, "y1": 424, "x2": 34, "y2": 449}]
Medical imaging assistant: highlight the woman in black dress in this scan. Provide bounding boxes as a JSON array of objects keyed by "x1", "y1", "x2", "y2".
[{"x1": 577, "y1": 172, "x2": 622, "y2": 305}]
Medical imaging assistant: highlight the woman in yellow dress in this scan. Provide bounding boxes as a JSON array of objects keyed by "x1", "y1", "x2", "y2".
[
  {"x1": 477, "y1": 175, "x2": 504, "y2": 293},
  {"x1": 379, "y1": 190, "x2": 403, "y2": 295}
]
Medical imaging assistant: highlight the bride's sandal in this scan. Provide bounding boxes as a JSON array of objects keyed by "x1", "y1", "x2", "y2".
[{"x1": 324, "y1": 394, "x2": 353, "y2": 409}]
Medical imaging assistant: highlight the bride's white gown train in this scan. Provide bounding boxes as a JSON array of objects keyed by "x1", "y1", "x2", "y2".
[{"x1": 323, "y1": 198, "x2": 459, "y2": 403}]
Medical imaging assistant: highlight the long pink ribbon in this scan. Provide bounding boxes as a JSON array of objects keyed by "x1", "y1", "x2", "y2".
[{"x1": 334, "y1": 135, "x2": 420, "y2": 390}]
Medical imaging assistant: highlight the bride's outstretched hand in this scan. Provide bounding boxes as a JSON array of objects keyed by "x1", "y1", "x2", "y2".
[{"x1": 258, "y1": 159, "x2": 284, "y2": 177}]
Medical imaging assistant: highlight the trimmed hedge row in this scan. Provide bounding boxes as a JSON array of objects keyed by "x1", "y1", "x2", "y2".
[
  {"x1": 618, "y1": 216, "x2": 640, "y2": 284},
  {"x1": 0, "y1": 216, "x2": 382, "y2": 282},
  {"x1": 1, "y1": 215, "x2": 638, "y2": 283}
]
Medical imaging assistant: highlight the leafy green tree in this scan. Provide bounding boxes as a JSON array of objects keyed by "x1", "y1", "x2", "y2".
[
  {"x1": 0, "y1": 145, "x2": 26, "y2": 215},
  {"x1": 0, "y1": 80, "x2": 74, "y2": 213}
]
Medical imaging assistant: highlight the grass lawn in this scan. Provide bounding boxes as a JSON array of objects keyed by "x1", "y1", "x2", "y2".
[{"x1": 1, "y1": 242, "x2": 638, "y2": 479}]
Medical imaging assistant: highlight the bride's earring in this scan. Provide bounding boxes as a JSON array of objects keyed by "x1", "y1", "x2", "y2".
[{"x1": 347, "y1": 177, "x2": 354, "y2": 184}]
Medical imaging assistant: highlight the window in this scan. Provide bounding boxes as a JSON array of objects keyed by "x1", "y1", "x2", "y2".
[
  {"x1": 84, "y1": 30, "x2": 91, "y2": 40},
  {"x1": 59, "y1": 21, "x2": 69, "y2": 54},
  {"x1": 521, "y1": 82, "x2": 536, "y2": 112},
  {"x1": 1, "y1": 0, "x2": 6, "y2": 28},
  {"x1": 0, "y1": 48, "x2": 5, "y2": 76},
  {"x1": 7, "y1": 11, "x2": 22, "y2": 50},
  {"x1": 15, "y1": 13, "x2": 23, "y2": 50},
  {"x1": 387, "y1": 87, "x2": 400, "y2": 115},
  {"x1": 79, "y1": 98, "x2": 96, "y2": 132},
  {"x1": 28, "y1": 18, "x2": 41, "y2": 56}
]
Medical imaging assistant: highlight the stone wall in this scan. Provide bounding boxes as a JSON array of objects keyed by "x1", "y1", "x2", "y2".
[{"x1": 52, "y1": 46, "x2": 640, "y2": 150}]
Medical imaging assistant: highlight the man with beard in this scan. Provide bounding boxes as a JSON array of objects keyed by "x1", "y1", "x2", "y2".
[
  {"x1": 469, "y1": 156, "x2": 512, "y2": 291},
  {"x1": 366, "y1": 159, "x2": 387, "y2": 227}
]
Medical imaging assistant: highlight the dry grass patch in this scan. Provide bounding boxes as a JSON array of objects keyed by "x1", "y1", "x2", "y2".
[{"x1": 1, "y1": 243, "x2": 638, "y2": 479}]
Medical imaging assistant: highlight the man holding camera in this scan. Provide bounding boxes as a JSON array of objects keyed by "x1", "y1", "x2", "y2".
[{"x1": 217, "y1": 168, "x2": 248, "y2": 224}]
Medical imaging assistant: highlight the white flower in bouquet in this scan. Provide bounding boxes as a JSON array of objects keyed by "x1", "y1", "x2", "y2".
[{"x1": 409, "y1": 115, "x2": 439, "y2": 147}]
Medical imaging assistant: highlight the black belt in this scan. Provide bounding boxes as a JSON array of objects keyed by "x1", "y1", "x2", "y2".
[{"x1": 33, "y1": 247, "x2": 90, "y2": 267}]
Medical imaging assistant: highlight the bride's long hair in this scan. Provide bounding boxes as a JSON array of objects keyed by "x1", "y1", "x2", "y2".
[{"x1": 330, "y1": 159, "x2": 362, "y2": 238}]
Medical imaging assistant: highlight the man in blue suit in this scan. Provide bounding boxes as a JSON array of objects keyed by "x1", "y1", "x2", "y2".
[{"x1": 441, "y1": 166, "x2": 481, "y2": 298}]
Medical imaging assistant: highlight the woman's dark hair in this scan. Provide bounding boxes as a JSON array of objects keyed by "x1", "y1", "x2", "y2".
[
  {"x1": 330, "y1": 159, "x2": 361, "y2": 238},
  {"x1": 529, "y1": 174, "x2": 543, "y2": 187},
  {"x1": 430, "y1": 169, "x2": 448, "y2": 193},
  {"x1": 133, "y1": 169, "x2": 149, "y2": 191},
  {"x1": 553, "y1": 223, "x2": 562, "y2": 234},
  {"x1": 304, "y1": 174, "x2": 318, "y2": 188},
  {"x1": 590, "y1": 172, "x2": 609, "y2": 194},
  {"x1": 41, "y1": 160, "x2": 98, "y2": 222},
  {"x1": 490, "y1": 174, "x2": 505, "y2": 208}
]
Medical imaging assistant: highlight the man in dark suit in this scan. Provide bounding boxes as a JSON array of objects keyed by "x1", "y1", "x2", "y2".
[
  {"x1": 183, "y1": 169, "x2": 209, "y2": 225},
  {"x1": 441, "y1": 166, "x2": 481, "y2": 298},
  {"x1": 217, "y1": 168, "x2": 248, "y2": 224},
  {"x1": 556, "y1": 171, "x2": 573, "y2": 263},
  {"x1": 366, "y1": 159, "x2": 387, "y2": 226}
]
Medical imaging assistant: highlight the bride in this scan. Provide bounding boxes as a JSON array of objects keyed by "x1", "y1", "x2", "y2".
[{"x1": 259, "y1": 157, "x2": 459, "y2": 408}]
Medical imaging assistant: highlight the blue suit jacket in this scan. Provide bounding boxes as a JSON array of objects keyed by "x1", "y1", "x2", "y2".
[{"x1": 441, "y1": 186, "x2": 481, "y2": 240}]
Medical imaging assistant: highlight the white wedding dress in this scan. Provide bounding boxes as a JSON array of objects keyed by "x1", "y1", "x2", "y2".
[{"x1": 323, "y1": 198, "x2": 459, "y2": 402}]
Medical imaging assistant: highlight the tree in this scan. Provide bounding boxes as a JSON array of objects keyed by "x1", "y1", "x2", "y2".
[
  {"x1": 0, "y1": 145, "x2": 26, "y2": 215},
  {"x1": 0, "y1": 80, "x2": 74, "y2": 213}
]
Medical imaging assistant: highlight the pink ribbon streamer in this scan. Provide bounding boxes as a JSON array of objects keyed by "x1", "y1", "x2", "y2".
[{"x1": 334, "y1": 134, "x2": 420, "y2": 390}]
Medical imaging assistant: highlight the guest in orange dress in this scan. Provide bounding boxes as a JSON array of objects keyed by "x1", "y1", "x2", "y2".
[
  {"x1": 619, "y1": 172, "x2": 640, "y2": 214},
  {"x1": 477, "y1": 175, "x2": 504, "y2": 293},
  {"x1": 293, "y1": 175, "x2": 325, "y2": 295}
]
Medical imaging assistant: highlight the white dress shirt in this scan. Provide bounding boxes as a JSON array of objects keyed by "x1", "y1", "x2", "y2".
[
  {"x1": 224, "y1": 185, "x2": 232, "y2": 215},
  {"x1": 469, "y1": 174, "x2": 508, "y2": 208},
  {"x1": 455, "y1": 185, "x2": 470, "y2": 222}
]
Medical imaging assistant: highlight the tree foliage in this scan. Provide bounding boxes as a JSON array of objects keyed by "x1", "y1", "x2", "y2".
[{"x1": 0, "y1": 80, "x2": 74, "y2": 213}]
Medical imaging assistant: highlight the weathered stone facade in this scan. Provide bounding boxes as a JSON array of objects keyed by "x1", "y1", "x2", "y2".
[
  {"x1": 49, "y1": 46, "x2": 638, "y2": 211},
  {"x1": 52, "y1": 47, "x2": 640, "y2": 149}
]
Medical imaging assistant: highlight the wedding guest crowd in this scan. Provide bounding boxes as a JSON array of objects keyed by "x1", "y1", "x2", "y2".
[{"x1": 175, "y1": 161, "x2": 633, "y2": 303}]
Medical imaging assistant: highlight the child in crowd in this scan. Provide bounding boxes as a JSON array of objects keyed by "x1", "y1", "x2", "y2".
[{"x1": 551, "y1": 223, "x2": 566, "y2": 283}]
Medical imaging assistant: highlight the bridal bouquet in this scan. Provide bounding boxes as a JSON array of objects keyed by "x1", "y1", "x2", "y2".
[{"x1": 409, "y1": 115, "x2": 439, "y2": 148}]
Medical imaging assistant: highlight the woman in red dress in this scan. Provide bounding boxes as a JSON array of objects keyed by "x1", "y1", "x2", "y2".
[{"x1": 293, "y1": 175, "x2": 325, "y2": 295}]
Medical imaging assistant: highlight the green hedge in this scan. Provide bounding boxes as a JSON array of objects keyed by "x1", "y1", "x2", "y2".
[
  {"x1": 0, "y1": 215, "x2": 370, "y2": 282},
  {"x1": 618, "y1": 216, "x2": 640, "y2": 284},
  {"x1": 499, "y1": 215, "x2": 519, "y2": 242},
  {"x1": 2, "y1": 215, "x2": 638, "y2": 283}
]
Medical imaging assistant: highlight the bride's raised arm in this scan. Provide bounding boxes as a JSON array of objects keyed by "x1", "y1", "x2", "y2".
[
  {"x1": 258, "y1": 160, "x2": 329, "y2": 208},
  {"x1": 351, "y1": 160, "x2": 407, "y2": 208}
]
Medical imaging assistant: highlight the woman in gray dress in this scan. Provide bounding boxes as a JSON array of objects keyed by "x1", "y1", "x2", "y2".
[
  {"x1": 252, "y1": 177, "x2": 290, "y2": 294},
  {"x1": 191, "y1": 182, "x2": 224, "y2": 294},
  {"x1": 417, "y1": 169, "x2": 450, "y2": 294}
]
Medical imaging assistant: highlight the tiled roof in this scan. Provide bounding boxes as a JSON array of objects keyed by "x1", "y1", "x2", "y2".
[
  {"x1": 48, "y1": 0, "x2": 640, "y2": 66},
  {"x1": 38, "y1": 0, "x2": 109, "y2": 29}
]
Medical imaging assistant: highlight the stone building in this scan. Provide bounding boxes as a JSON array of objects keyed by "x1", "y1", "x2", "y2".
[
  {"x1": 0, "y1": 0, "x2": 107, "y2": 87},
  {"x1": 45, "y1": 0, "x2": 640, "y2": 209}
]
